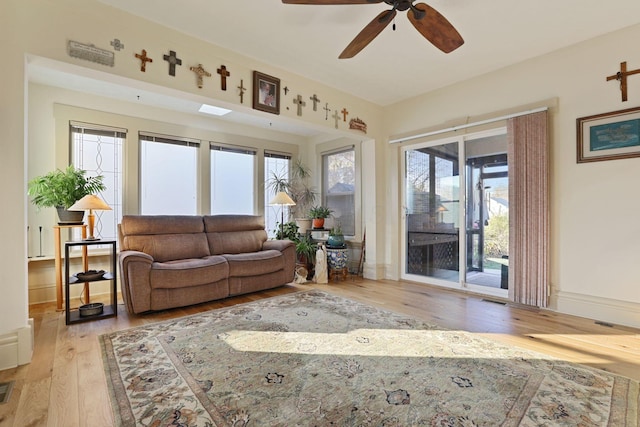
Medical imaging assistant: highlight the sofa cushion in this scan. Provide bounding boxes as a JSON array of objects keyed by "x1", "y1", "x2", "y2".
[
  {"x1": 150, "y1": 256, "x2": 228, "y2": 289},
  {"x1": 223, "y1": 250, "x2": 284, "y2": 277},
  {"x1": 124, "y1": 234, "x2": 210, "y2": 263},
  {"x1": 120, "y1": 215, "x2": 210, "y2": 262},
  {"x1": 204, "y1": 215, "x2": 267, "y2": 254}
]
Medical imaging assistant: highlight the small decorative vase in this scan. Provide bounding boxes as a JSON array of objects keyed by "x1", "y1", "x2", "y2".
[{"x1": 327, "y1": 234, "x2": 345, "y2": 248}]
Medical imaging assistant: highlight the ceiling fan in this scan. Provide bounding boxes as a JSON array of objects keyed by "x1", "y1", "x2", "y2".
[{"x1": 281, "y1": 0, "x2": 464, "y2": 58}]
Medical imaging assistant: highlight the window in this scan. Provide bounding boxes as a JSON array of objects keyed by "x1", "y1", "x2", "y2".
[
  {"x1": 71, "y1": 121, "x2": 124, "y2": 242},
  {"x1": 264, "y1": 151, "x2": 291, "y2": 238},
  {"x1": 140, "y1": 133, "x2": 199, "y2": 215},
  {"x1": 210, "y1": 144, "x2": 256, "y2": 214},
  {"x1": 322, "y1": 148, "x2": 355, "y2": 236}
]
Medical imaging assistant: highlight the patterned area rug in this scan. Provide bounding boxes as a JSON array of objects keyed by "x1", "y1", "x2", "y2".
[{"x1": 100, "y1": 290, "x2": 639, "y2": 426}]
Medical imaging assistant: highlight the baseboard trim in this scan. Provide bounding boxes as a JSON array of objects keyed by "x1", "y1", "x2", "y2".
[
  {"x1": 551, "y1": 291, "x2": 640, "y2": 329},
  {"x1": 0, "y1": 320, "x2": 34, "y2": 370}
]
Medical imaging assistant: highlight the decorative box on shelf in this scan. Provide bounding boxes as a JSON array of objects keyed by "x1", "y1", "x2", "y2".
[{"x1": 310, "y1": 228, "x2": 329, "y2": 241}]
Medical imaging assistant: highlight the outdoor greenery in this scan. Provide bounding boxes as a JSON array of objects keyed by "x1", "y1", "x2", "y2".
[
  {"x1": 484, "y1": 213, "x2": 508, "y2": 259},
  {"x1": 27, "y1": 165, "x2": 106, "y2": 209}
]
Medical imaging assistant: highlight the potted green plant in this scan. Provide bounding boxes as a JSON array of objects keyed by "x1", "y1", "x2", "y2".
[
  {"x1": 266, "y1": 159, "x2": 317, "y2": 233},
  {"x1": 308, "y1": 205, "x2": 333, "y2": 229},
  {"x1": 274, "y1": 221, "x2": 300, "y2": 241},
  {"x1": 327, "y1": 223, "x2": 345, "y2": 248},
  {"x1": 28, "y1": 165, "x2": 106, "y2": 224},
  {"x1": 295, "y1": 234, "x2": 317, "y2": 278}
]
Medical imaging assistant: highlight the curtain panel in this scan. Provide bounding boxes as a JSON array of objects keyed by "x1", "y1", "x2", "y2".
[{"x1": 507, "y1": 111, "x2": 550, "y2": 307}]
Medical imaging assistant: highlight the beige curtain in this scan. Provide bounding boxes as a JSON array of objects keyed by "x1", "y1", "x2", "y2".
[{"x1": 507, "y1": 111, "x2": 549, "y2": 307}]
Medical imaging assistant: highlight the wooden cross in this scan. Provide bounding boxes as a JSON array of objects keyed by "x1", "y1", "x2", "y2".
[
  {"x1": 163, "y1": 50, "x2": 182, "y2": 76},
  {"x1": 134, "y1": 49, "x2": 152, "y2": 72},
  {"x1": 238, "y1": 79, "x2": 246, "y2": 103},
  {"x1": 606, "y1": 61, "x2": 640, "y2": 102},
  {"x1": 284, "y1": 86, "x2": 290, "y2": 95},
  {"x1": 332, "y1": 110, "x2": 340, "y2": 129},
  {"x1": 341, "y1": 107, "x2": 349, "y2": 122},
  {"x1": 217, "y1": 65, "x2": 230, "y2": 91},
  {"x1": 309, "y1": 94, "x2": 321, "y2": 111},
  {"x1": 190, "y1": 64, "x2": 211, "y2": 88},
  {"x1": 293, "y1": 94, "x2": 306, "y2": 116},
  {"x1": 323, "y1": 103, "x2": 331, "y2": 120}
]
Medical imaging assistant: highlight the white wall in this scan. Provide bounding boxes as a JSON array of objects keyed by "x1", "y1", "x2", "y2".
[{"x1": 382, "y1": 23, "x2": 640, "y2": 328}]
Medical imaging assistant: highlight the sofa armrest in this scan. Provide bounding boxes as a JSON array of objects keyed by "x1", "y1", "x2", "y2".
[
  {"x1": 263, "y1": 239, "x2": 296, "y2": 283},
  {"x1": 118, "y1": 250, "x2": 154, "y2": 314},
  {"x1": 263, "y1": 239, "x2": 295, "y2": 252}
]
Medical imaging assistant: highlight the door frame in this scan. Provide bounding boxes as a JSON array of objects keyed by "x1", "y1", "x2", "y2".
[{"x1": 400, "y1": 127, "x2": 508, "y2": 298}]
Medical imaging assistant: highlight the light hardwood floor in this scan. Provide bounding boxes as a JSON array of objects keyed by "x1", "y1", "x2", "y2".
[{"x1": 1, "y1": 278, "x2": 639, "y2": 426}]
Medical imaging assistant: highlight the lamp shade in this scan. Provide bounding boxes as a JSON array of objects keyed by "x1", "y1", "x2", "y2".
[
  {"x1": 68, "y1": 194, "x2": 112, "y2": 211},
  {"x1": 269, "y1": 191, "x2": 296, "y2": 206}
]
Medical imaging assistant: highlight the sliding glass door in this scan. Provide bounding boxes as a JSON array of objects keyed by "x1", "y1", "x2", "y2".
[
  {"x1": 404, "y1": 142, "x2": 460, "y2": 283},
  {"x1": 402, "y1": 130, "x2": 509, "y2": 296}
]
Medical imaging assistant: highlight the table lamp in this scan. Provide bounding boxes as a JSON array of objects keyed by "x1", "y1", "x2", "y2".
[
  {"x1": 68, "y1": 194, "x2": 112, "y2": 240},
  {"x1": 269, "y1": 191, "x2": 296, "y2": 239}
]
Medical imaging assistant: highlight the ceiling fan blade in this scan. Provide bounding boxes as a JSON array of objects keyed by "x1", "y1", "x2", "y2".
[
  {"x1": 339, "y1": 9, "x2": 396, "y2": 59},
  {"x1": 407, "y1": 3, "x2": 464, "y2": 53},
  {"x1": 282, "y1": 0, "x2": 382, "y2": 4}
]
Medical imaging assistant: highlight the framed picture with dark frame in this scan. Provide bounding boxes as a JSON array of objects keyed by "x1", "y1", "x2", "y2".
[
  {"x1": 577, "y1": 106, "x2": 640, "y2": 163},
  {"x1": 252, "y1": 71, "x2": 280, "y2": 115}
]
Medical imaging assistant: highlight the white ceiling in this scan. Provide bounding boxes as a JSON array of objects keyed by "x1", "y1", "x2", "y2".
[{"x1": 96, "y1": 0, "x2": 640, "y2": 106}]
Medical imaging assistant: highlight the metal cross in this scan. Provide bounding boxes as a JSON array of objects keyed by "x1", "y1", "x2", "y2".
[
  {"x1": 284, "y1": 86, "x2": 290, "y2": 95},
  {"x1": 190, "y1": 64, "x2": 211, "y2": 89},
  {"x1": 238, "y1": 79, "x2": 246, "y2": 103},
  {"x1": 332, "y1": 110, "x2": 340, "y2": 129},
  {"x1": 323, "y1": 103, "x2": 331, "y2": 120},
  {"x1": 110, "y1": 38, "x2": 124, "y2": 51},
  {"x1": 293, "y1": 95, "x2": 306, "y2": 116},
  {"x1": 163, "y1": 50, "x2": 182, "y2": 76},
  {"x1": 217, "y1": 65, "x2": 230, "y2": 91},
  {"x1": 134, "y1": 49, "x2": 152, "y2": 72},
  {"x1": 341, "y1": 107, "x2": 349, "y2": 122},
  {"x1": 309, "y1": 94, "x2": 321, "y2": 111}
]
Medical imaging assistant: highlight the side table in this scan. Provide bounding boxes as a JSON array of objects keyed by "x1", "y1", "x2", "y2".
[{"x1": 64, "y1": 239, "x2": 117, "y2": 325}]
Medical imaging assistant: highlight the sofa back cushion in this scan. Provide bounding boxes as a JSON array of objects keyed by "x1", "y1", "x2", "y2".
[
  {"x1": 204, "y1": 215, "x2": 267, "y2": 255},
  {"x1": 119, "y1": 215, "x2": 210, "y2": 262}
]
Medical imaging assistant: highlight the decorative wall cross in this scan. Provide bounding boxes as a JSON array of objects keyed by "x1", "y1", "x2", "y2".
[
  {"x1": 190, "y1": 64, "x2": 211, "y2": 88},
  {"x1": 341, "y1": 107, "x2": 349, "y2": 122},
  {"x1": 332, "y1": 110, "x2": 340, "y2": 129},
  {"x1": 110, "y1": 38, "x2": 124, "y2": 51},
  {"x1": 163, "y1": 50, "x2": 182, "y2": 76},
  {"x1": 323, "y1": 103, "x2": 330, "y2": 120},
  {"x1": 309, "y1": 94, "x2": 321, "y2": 111},
  {"x1": 606, "y1": 61, "x2": 640, "y2": 102},
  {"x1": 134, "y1": 49, "x2": 152, "y2": 72},
  {"x1": 284, "y1": 86, "x2": 290, "y2": 95},
  {"x1": 293, "y1": 94, "x2": 306, "y2": 116},
  {"x1": 238, "y1": 79, "x2": 246, "y2": 103},
  {"x1": 217, "y1": 65, "x2": 230, "y2": 91}
]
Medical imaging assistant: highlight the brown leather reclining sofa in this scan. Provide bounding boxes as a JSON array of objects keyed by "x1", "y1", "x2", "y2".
[{"x1": 118, "y1": 214, "x2": 295, "y2": 314}]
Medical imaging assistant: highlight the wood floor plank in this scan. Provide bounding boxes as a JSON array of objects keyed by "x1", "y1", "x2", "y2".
[{"x1": 1, "y1": 278, "x2": 639, "y2": 426}]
